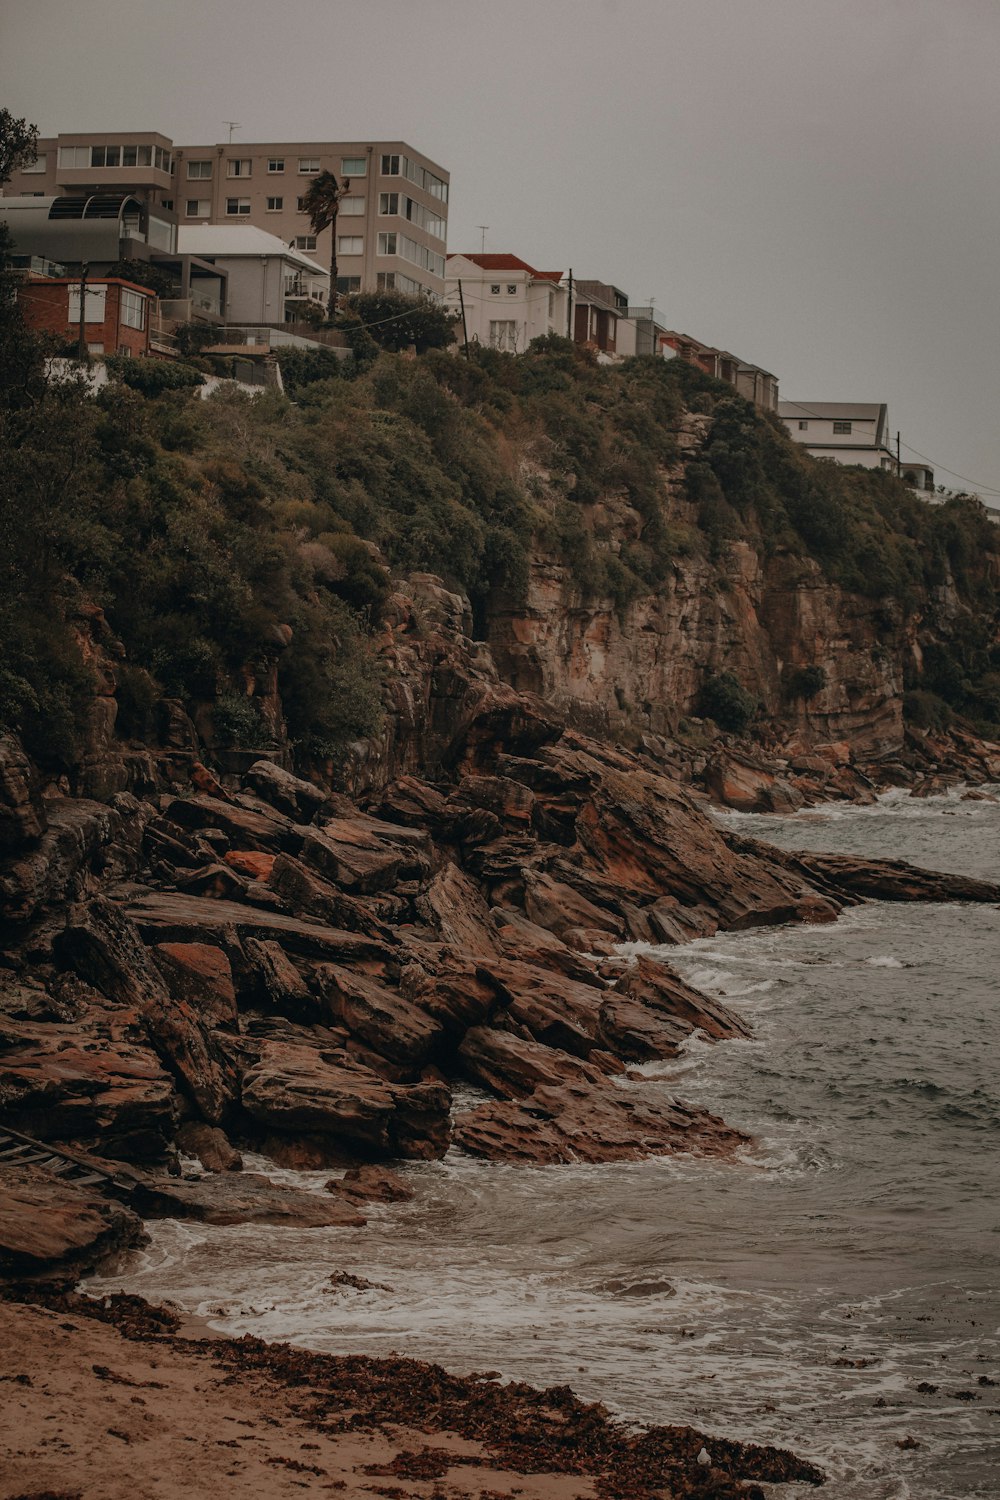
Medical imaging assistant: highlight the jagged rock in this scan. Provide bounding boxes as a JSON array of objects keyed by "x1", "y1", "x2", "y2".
[
  {"x1": 397, "y1": 956, "x2": 498, "y2": 1035},
  {"x1": 458, "y1": 1025, "x2": 612, "y2": 1100},
  {"x1": 490, "y1": 908, "x2": 605, "y2": 986},
  {"x1": 522, "y1": 869, "x2": 625, "y2": 945},
  {"x1": 267, "y1": 852, "x2": 392, "y2": 938},
  {"x1": 0, "y1": 1019, "x2": 179, "y2": 1161},
  {"x1": 314, "y1": 964, "x2": 444, "y2": 1068},
  {"x1": 56, "y1": 895, "x2": 172, "y2": 1010},
  {"x1": 299, "y1": 814, "x2": 429, "y2": 894},
  {"x1": 162, "y1": 794, "x2": 295, "y2": 854},
  {"x1": 705, "y1": 753, "x2": 806, "y2": 814},
  {"x1": 446, "y1": 774, "x2": 535, "y2": 831},
  {"x1": 240, "y1": 1039, "x2": 451, "y2": 1159},
  {"x1": 615, "y1": 955, "x2": 753, "y2": 1041},
  {"x1": 175, "y1": 1121, "x2": 243, "y2": 1172},
  {"x1": 243, "y1": 759, "x2": 328, "y2": 821},
  {"x1": 0, "y1": 1164, "x2": 145, "y2": 1281},
  {"x1": 788, "y1": 850, "x2": 1000, "y2": 904},
  {"x1": 374, "y1": 776, "x2": 449, "y2": 829},
  {"x1": 125, "y1": 892, "x2": 400, "y2": 974},
  {"x1": 453, "y1": 1079, "x2": 748, "y2": 1165},
  {"x1": 333, "y1": 1163, "x2": 414, "y2": 1205},
  {"x1": 172, "y1": 861, "x2": 248, "y2": 898},
  {"x1": 490, "y1": 960, "x2": 606, "y2": 1059},
  {"x1": 596, "y1": 995, "x2": 692, "y2": 1061},
  {"x1": 152, "y1": 942, "x2": 238, "y2": 1028},
  {"x1": 417, "y1": 862, "x2": 502, "y2": 956},
  {"x1": 129, "y1": 1169, "x2": 366, "y2": 1227},
  {"x1": 1, "y1": 799, "x2": 127, "y2": 924},
  {"x1": 233, "y1": 937, "x2": 317, "y2": 1020},
  {"x1": 224, "y1": 849, "x2": 276, "y2": 881},
  {"x1": 0, "y1": 735, "x2": 45, "y2": 851}
]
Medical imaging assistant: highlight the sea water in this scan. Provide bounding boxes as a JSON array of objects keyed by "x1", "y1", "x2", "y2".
[{"x1": 90, "y1": 787, "x2": 1000, "y2": 1498}]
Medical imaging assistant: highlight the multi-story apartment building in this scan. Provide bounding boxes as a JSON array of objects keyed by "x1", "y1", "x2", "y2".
[{"x1": 5, "y1": 131, "x2": 450, "y2": 301}]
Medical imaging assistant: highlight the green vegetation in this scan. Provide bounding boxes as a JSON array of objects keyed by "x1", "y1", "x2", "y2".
[{"x1": 1, "y1": 234, "x2": 997, "y2": 778}]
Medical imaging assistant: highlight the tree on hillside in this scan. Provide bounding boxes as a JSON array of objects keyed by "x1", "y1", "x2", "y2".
[
  {"x1": 300, "y1": 169, "x2": 347, "y2": 318},
  {"x1": 0, "y1": 109, "x2": 38, "y2": 185},
  {"x1": 343, "y1": 290, "x2": 457, "y2": 354}
]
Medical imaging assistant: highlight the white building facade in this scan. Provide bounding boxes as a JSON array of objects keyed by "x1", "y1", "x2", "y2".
[
  {"x1": 778, "y1": 400, "x2": 896, "y2": 472},
  {"x1": 445, "y1": 253, "x2": 568, "y2": 353}
]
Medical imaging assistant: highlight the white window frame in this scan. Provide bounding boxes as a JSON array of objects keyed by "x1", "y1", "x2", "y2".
[
  {"x1": 339, "y1": 196, "x2": 365, "y2": 216},
  {"x1": 69, "y1": 284, "x2": 107, "y2": 324},
  {"x1": 266, "y1": 196, "x2": 283, "y2": 212},
  {"x1": 22, "y1": 155, "x2": 46, "y2": 173},
  {"x1": 226, "y1": 197, "x2": 251, "y2": 216},
  {"x1": 377, "y1": 232, "x2": 397, "y2": 255},
  {"x1": 227, "y1": 158, "x2": 252, "y2": 178},
  {"x1": 185, "y1": 198, "x2": 211, "y2": 217},
  {"x1": 341, "y1": 157, "x2": 366, "y2": 175},
  {"x1": 293, "y1": 234, "x2": 317, "y2": 251},
  {"x1": 297, "y1": 158, "x2": 320, "y2": 174},
  {"x1": 120, "y1": 288, "x2": 147, "y2": 330},
  {"x1": 267, "y1": 158, "x2": 285, "y2": 174},
  {"x1": 187, "y1": 160, "x2": 212, "y2": 179},
  {"x1": 337, "y1": 235, "x2": 363, "y2": 255},
  {"x1": 832, "y1": 420, "x2": 852, "y2": 435}
]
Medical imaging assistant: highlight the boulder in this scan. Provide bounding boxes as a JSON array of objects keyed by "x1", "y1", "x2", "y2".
[
  {"x1": 458, "y1": 1026, "x2": 611, "y2": 1100},
  {"x1": 243, "y1": 760, "x2": 328, "y2": 821},
  {"x1": 240, "y1": 1039, "x2": 451, "y2": 1159},
  {"x1": 616, "y1": 955, "x2": 753, "y2": 1041},
  {"x1": 417, "y1": 862, "x2": 502, "y2": 957},
  {"x1": 267, "y1": 852, "x2": 393, "y2": 939},
  {"x1": 175, "y1": 1121, "x2": 243, "y2": 1172},
  {"x1": 162, "y1": 794, "x2": 295, "y2": 854},
  {"x1": 233, "y1": 937, "x2": 317, "y2": 1021},
  {"x1": 224, "y1": 849, "x2": 276, "y2": 881},
  {"x1": 129, "y1": 1170, "x2": 365, "y2": 1227},
  {"x1": 0, "y1": 1164, "x2": 145, "y2": 1282},
  {"x1": 490, "y1": 960, "x2": 605, "y2": 1059},
  {"x1": 0, "y1": 734, "x2": 45, "y2": 851},
  {"x1": 333, "y1": 1163, "x2": 415, "y2": 1205},
  {"x1": 315, "y1": 964, "x2": 445, "y2": 1068}
]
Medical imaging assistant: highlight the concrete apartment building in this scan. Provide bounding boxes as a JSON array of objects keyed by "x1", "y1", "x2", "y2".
[{"x1": 5, "y1": 131, "x2": 450, "y2": 301}]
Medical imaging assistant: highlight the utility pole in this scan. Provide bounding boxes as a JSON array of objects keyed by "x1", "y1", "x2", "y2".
[
  {"x1": 77, "y1": 263, "x2": 89, "y2": 362},
  {"x1": 566, "y1": 269, "x2": 573, "y2": 339},
  {"x1": 897, "y1": 431, "x2": 902, "y2": 476},
  {"x1": 457, "y1": 279, "x2": 470, "y2": 360}
]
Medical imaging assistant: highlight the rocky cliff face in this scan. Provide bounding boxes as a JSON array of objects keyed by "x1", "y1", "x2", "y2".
[{"x1": 486, "y1": 420, "x2": 909, "y2": 761}]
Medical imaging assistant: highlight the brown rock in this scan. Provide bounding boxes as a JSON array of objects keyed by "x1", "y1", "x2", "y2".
[
  {"x1": 234, "y1": 937, "x2": 317, "y2": 1021},
  {"x1": 175, "y1": 1121, "x2": 243, "y2": 1172},
  {"x1": 130, "y1": 1169, "x2": 366, "y2": 1227},
  {"x1": 458, "y1": 1026, "x2": 611, "y2": 1100},
  {"x1": 0, "y1": 734, "x2": 45, "y2": 851},
  {"x1": 617, "y1": 954, "x2": 752, "y2": 1041},
  {"x1": 163, "y1": 794, "x2": 295, "y2": 854},
  {"x1": 315, "y1": 964, "x2": 445, "y2": 1069},
  {"x1": 0, "y1": 1164, "x2": 145, "y2": 1282},
  {"x1": 334, "y1": 1163, "x2": 415, "y2": 1205},
  {"x1": 417, "y1": 862, "x2": 502, "y2": 956},
  {"x1": 190, "y1": 761, "x2": 231, "y2": 799},
  {"x1": 243, "y1": 760, "x2": 327, "y2": 821},
  {"x1": 266, "y1": 852, "x2": 392, "y2": 939},
  {"x1": 152, "y1": 942, "x2": 238, "y2": 1028},
  {"x1": 224, "y1": 849, "x2": 276, "y2": 881},
  {"x1": 240, "y1": 1040, "x2": 450, "y2": 1159},
  {"x1": 453, "y1": 1079, "x2": 747, "y2": 1165}
]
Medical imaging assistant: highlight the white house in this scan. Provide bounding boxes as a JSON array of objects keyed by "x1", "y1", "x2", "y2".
[
  {"x1": 778, "y1": 400, "x2": 897, "y2": 473},
  {"x1": 445, "y1": 253, "x2": 568, "y2": 352},
  {"x1": 176, "y1": 224, "x2": 329, "y2": 325}
]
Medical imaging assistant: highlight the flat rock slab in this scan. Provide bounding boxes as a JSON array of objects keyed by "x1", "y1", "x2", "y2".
[
  {"x1": 453, "y1": 1079, "x2": 748, "y2": 1165},
  {"x1": 129, "y1": 1169, "x2": 366, "y2": 1227}
]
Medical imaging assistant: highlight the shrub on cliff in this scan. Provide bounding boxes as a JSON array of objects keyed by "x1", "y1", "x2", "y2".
[{"x1": 699, "y1": 671, "x2": 760, "y2": 734}]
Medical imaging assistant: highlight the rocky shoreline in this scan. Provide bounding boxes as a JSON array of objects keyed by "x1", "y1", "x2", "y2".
[{"x1": 3, "y1": 597, "x2": 999, "y2": 1493}]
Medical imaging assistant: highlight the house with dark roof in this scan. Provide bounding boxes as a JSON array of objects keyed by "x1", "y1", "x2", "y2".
[
  {"x1": 445, "y1": 253, "x2": 567, "y2": 352},
  {"x1": 777, "y1": 400, "x2": 897, "y2": 472}
]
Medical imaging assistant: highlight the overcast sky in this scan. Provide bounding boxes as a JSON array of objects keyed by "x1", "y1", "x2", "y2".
[{"x1": 4, "y1": 0, "x2": 999, "y2": 496}]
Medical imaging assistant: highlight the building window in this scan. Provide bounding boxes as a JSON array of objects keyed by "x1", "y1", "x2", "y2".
[
  {"x1": 161, "y1": 199, "x2": 173, "y2": 211},
  {"x1": 506, "y1": 284, "x2": 517, "y2": 295},
  {"x1": 342, "y1": 157, "x2": 366, "y2": 175},
  {"x1": 340, "y1": 196, "x2": 364, "y2": 216},
  {"x1": 379, "y1": 192, "x2": 398, "y2": 215},
  {"x1": 187, "y1": 160, "x2": 212, "y2": 179},
  {"x1": 186, "y1": 199, "x2": 210, "y2": 217},
  {"x1": 380, "y1": 154, "x2": 400, "y2": 176},
  {"x1": 489, "y1": 320, "x2": 518, "y2": 352},
  {"x1": 22, "y1": 154, "x2": 46, "y2": 173},
  {"x1": 337, "y1": 235, "x2": 363, "y2": 255},
  {"x1": 227, "y1": 159, "x2": 252, "y2": 177},
  {"x1": 120, "y1": 288, "x2": 147, "y2": 330},
  {"x1": 293, "y1": 234, "x2": 317, "y2": 250},
  {"x1": 298, "y1": 158, "x2": 320, "y2": 174},
  {"x1": 376, "y1": 272, "x2": 396, "y2": 290},
  {"x1": 69, "y1": 285, "x2": 107, "y2": 323},
  {"x1": 57, "y1": 146, "x2": 90, "y2": 168},
  {"x1": 798, "y1": 420, "x2": 809, "y2": 430},
  {"x1": 832, "y1": 420, "x2": 852, "y2": 434},
  {"x1": 226, "y1": 197, "x2": 251, "y2": 215},
  {"x1": 336, "y1": 276, "x2": 362, "y2": 294},
  {"x1": 377, "y1": 232, "x2": 397, "y2": 255},
  {"x1": 90, "y1": 146, "x2": 121, "y2": 167},
  {"x1": 490, "y1": 284, "x2": 501, "y2": 294},
  {"x1": 296, "y1": 197, "x2": 308, "y2": 212},
  {"x1": 266, "y1": 196, "x2": 283, "y2": 211},
  {"x1": 267, "y1": 158, "x2": 285, "y2": 173}
]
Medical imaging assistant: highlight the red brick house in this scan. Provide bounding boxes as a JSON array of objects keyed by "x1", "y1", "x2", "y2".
[{"x1": 17, "y1": 275, "x2": 154, "y2": 356}]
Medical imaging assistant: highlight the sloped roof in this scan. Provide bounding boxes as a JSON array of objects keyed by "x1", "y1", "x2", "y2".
[
  {"x1": 447, "y1": 252, "x2": 563, "y2": 283},
  {"x1": 177, "y1": 224, "x2": 327, "y2": 276},
  {"x1": 778, "y1": 401, "x2": 885, "y2": 421}
]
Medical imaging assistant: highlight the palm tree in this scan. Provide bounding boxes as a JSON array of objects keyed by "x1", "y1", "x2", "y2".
[{"x1": 300, "y1": 169, "x2": 348, "y2": 319}]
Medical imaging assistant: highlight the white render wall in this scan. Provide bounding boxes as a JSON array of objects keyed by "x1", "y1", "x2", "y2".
[{"x1": 446, "y1": 257, "x2": 568, "y2": 352}]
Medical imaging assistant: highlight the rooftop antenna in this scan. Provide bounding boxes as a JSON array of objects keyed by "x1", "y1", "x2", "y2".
[
  {"x1": 476, "y1": 225, "x2": 489, "y2": 253},
  {"x1": 224, "y1": 121, "x2": 241, "y2": 142}
]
